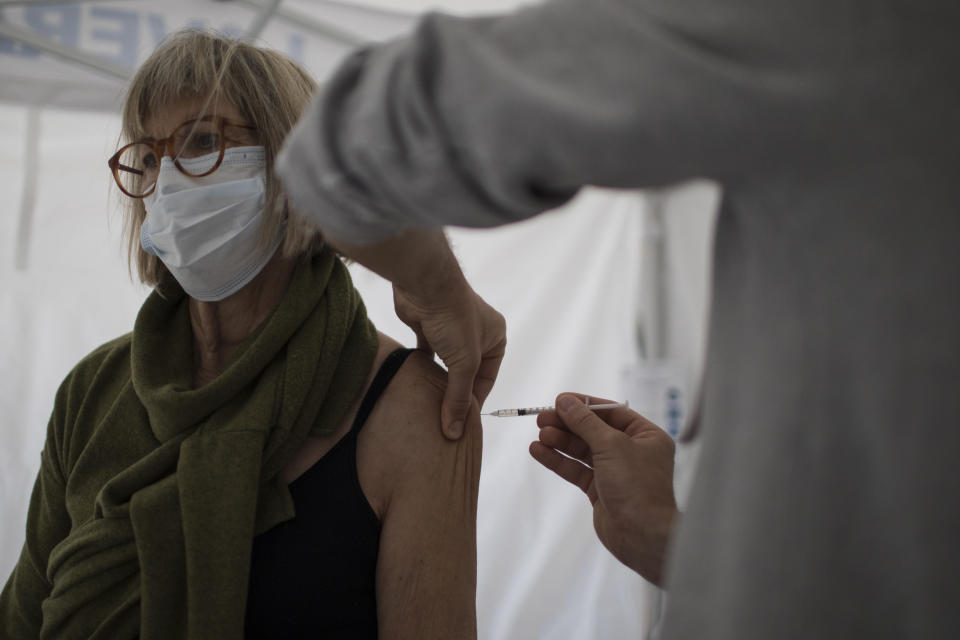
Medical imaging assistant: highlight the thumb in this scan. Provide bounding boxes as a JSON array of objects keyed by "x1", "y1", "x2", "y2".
[
  {"x1": 555, "y1": 394, "x2": 613, "y2": 450},
  {"x1": 413, "y1": 328, "x2": 432, "y2": 354},
  {"x1": 442, "y1": 366, "x2": 476, "y2": 440}
]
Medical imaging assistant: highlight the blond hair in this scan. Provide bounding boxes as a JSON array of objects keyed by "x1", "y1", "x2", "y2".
[{"x1": 119, "y1": 29, "x2": 322, "y2": 286}]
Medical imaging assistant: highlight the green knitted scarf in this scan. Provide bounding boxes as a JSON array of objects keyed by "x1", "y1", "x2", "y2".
[{"x1": 41, "y1": 249, "x2": 377, "y2": 639}]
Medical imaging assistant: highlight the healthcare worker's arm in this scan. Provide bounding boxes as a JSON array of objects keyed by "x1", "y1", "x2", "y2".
[
  {"x1": 277, "y1": 0, "x2": 797, "y2": 437},
  {"x1": 331, "y1": 229, "x2": 505, "y2": 440},
  {"x1": 278, "y1": 0, "x2": 786, "y2": 239},
  {"x1": 531, "y1": 394, "x2": 679, "y2": 585}
]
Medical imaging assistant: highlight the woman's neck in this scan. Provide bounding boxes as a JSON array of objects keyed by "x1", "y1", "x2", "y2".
[{"x1": 188, "y1": 252, "x2": 296, "y2": 387}]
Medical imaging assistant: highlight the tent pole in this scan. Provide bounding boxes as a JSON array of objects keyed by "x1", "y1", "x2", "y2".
[
  {"x1": 637, "y1": 189, "x2": 670, "y2": 640},
  {"x1": 639, "y1": 189, "x2": 670, "y2": 361},
  {"x1": 14, "y1": 107, "x2": 40, "y2": 271}
]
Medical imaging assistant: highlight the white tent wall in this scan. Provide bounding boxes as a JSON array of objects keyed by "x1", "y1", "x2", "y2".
[{"x1": 0, "y1": 2, "x2": 719, "y2": 637}]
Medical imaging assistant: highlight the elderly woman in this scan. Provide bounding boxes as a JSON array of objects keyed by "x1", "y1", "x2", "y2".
[{"x1": 0, "y1": 30, "x2": 480, "y2": 639}]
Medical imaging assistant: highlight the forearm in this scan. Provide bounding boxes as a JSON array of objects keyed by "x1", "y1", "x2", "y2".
[{"x1": 326, "y1": 229, "x2": 466, "y2": 299}]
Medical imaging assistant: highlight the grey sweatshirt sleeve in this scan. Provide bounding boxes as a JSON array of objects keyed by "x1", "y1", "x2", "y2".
[{"x1": 276, "y1": 0, "x2": 809, "y2": 244}]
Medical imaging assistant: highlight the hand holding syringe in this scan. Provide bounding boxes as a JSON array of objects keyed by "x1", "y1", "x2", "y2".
[{"x1": 483, "y1": 399, "x2": 628, "y2": 417}]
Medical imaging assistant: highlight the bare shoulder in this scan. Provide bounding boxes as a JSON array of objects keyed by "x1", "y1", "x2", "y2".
[
  {"x1": 367, "y1": 349, "x2": 481, "y2": 454},
  {"x1": 357, "y1": 347, "x2": 482, "y2": 513},
  {"x1": 385, "y1": 350, "x2": 448, "y2": 422}
]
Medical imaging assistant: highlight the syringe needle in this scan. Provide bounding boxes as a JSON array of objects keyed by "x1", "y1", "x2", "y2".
[{"x1": 482, "y1": 401, "x2": 627, "y2": 417}]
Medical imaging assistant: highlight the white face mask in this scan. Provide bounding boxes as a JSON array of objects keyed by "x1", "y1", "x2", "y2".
[{"x1": 141, "y1": 146, "x2": 282, "y2": 301}]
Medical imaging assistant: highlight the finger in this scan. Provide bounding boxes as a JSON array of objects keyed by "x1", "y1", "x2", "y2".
[
  {"x1": 553, "y1": 391, "x2": 660, "y2": 434},
  {"x1": 470, "y1": 301, "x2": 506, "y2": 407},
  {"x1": 538, "y1": 426, "x2": 593, "y2": 466},
  {"x1": 410, "y1": 326, "x2": 432, "y2": 353},
  {"x1": 529, "y1": 442, "x2": 595, "y2": 499},
  {"x1": 582, "y1": 393, "x2": 618, "y2": 406},
  {"x1": 536, "y1": 409, "x2": 565, "y2": 430},
  {"x1": 623, "y1": 411, "x2": 671, "y2": 440},
  {"x1": 441, "y1": 364, "x2": 478, "y2": 440},
  {"x1": 555, "y1": 393, "x2": 620, "y2": 449},
  {"x1": 577, "y1": 393, "x2": 643, "y2": 431},
  {"x1": 537, "y1": 392, "x2": 617, "y2": 429},
  {"x1": 471, "y1": 338, "x2": 506, "y2": 407}
]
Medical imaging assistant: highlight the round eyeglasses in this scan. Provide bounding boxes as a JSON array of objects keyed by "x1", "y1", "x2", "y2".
[{"x1": 108, "y1": 115, "x2": 257, "y2": 199}]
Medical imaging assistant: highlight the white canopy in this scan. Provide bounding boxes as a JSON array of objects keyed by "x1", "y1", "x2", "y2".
[{"x1": 0, "y1": 0, "x2": 414, "y2": 111}]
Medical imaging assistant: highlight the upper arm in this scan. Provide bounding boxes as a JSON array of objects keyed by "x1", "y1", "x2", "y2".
[
  {"x1": 1, "y1": 337, "x2": 128, "y2": 636},
  {"x1": 277, "y1": 0, "x2": 812, "y2": 244},
  {"x1": 364, "y1": 354, "x2": 481, "y2": 640},
  {"x1": 1, "y1": 405, "x2": 72, "y2": 637}
]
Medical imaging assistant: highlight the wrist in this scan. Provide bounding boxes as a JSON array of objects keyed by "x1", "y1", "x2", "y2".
[
  {"x1": 391, "y1": 230, "x2": 467, "y2": 301},
  {"x1": 327, "y1": 228, "x2": 466, "y2": 300},
  {"x1": 630, "y1": 506, "x2": 679, "y2": 587}
]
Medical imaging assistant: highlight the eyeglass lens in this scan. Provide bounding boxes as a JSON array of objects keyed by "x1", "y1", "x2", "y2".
[{"x1": 114, "y1": 118, "x2": 246, "y2": 197}]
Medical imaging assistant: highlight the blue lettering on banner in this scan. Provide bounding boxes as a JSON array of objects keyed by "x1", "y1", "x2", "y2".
[
  {"x1": 1, "y1": 5, "x2": 81, "y2": 58},
  {"x1": 288, "y1": 33, "x2": 304, "y2": 63},
  {"x1": 221, "y1": 23, "x2": 246, "y2": 39},
  {"x1": 666, "y1": 387, "x2": 682, "y2": 439},
  {"x1": 0, "y1": 37, "x2": 33, "y2": 56},
  {"x1": 0, "y1": 6, "x2": 308, "y2": 68},
  {"x1": 89, "y1": 7, "x2": 138, "y2": 66},
  {"x1": 146, "y1": 13, "x2": 167, "y2": 48},
  {"x1": 0, "y1": 35, "x2": 34, "y2": 56},
  {"x1": 25, "y1": 5, "x2": 80, "y2": 46},
  {"x1": 0, "y1": 8, "x2": 40, "y2": 57}
]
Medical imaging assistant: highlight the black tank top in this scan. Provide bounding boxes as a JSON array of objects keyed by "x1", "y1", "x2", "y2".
[{"x1": 245, "y1": 348, "x2": 413, "y2": 639}]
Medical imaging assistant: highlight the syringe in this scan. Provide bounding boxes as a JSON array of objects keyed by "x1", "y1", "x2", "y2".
[{"x1": 483, "y1": 400, "x2": 628, "y2": 417}]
